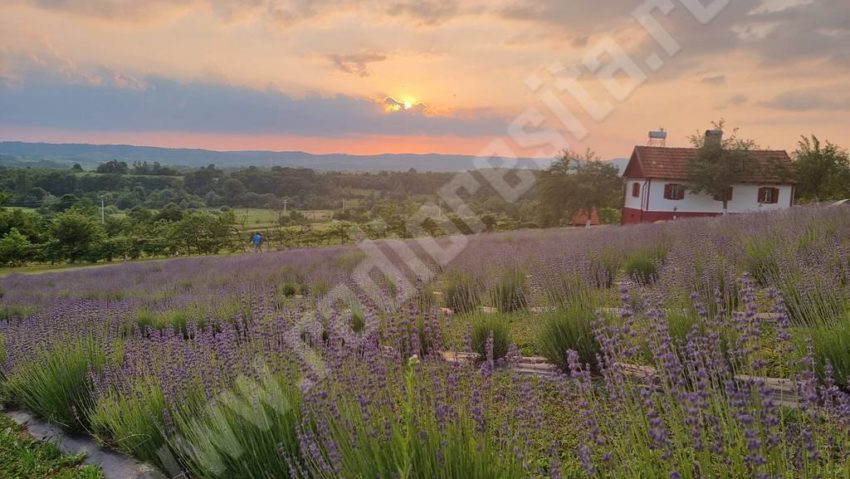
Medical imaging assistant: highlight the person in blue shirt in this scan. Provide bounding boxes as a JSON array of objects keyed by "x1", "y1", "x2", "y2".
[{"x1": 251, "y1": 232, "x2": 263, "y2": 252}]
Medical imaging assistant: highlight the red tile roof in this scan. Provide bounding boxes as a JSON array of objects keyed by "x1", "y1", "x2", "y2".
[{"x1": 624, "y1": 146, "x2": 795, "y2": 184}]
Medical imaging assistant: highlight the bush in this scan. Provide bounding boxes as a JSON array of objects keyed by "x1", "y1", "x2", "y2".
[
  {"x1": 809, "y1": 320, "x2": 850, "y2": 388},
  {"x1": 489, "y1": 268, "x2": 528, "y2": 313},
  {"x1": 171, "y1": 373, "x2": 302, "y2": 479},
  {"x1": 5, "y1": 339, "x2": 105, "y2": 432},
  {"x1": 744, "y1": 240, "x2": 779, "y2": 287},
  {"x1": 278, "y1": 282, "x2": 301, "y2": 297},
  {"x1": 537, "y1": 305, "x2": 599, "y2": 372},
  {"x1": 545, "y1": 273, "x2": 595, "y2": 308},
  {"x1": 90, "y1": 379, "x2": 169, "y2": 468},
  {"x1": 666, "y1": 309, "x2": 702, "y2": 348},
  {"x1": 624, "y1": 248, "x2": 665, "y2": 285},
  {"x1": 590, "y1": 252, "x2": 621, "y2": 288},
  {"x1": 444, "y1": 272, "x2": 480, "y2": 315},
  {"x1": 471, "y1": 316, "x2": 511, "y2": 361}
]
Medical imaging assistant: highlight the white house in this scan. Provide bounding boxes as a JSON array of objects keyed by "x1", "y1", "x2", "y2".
[{"x1": 621, "y1": 134, "x2": 795, "y2": 224}]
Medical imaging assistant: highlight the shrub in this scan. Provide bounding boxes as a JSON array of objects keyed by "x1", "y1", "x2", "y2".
[
  {"x1": 90, "y1": 378, "x2": 169, "y2": 468},
  {"x1": 545, "y1": 273, "x2": 595, "y2": 309},
  {"x1": 590, "y1": 252, "x2": 621, "y2": 288},
  {"x1": 303, "y1": 360, "x2": 526, "y2": 479},
  {"x1": 5, "y1": 338, "x2": 105, "y2": 432},
  {"x1": 310, "y1": 280, "x2": 330, "y2": 298},
  {"x1": 809, "y1": 320, "x2": 850, "y2": 388},
  {"x1": 489, "y1": 268, "x2": 528, "y2": 313},
  {"x1": 0, "y1": 304, "x2": 34, "y2": 321},
  {"x1": 279, "y1": 282, "x2": 301, "y2": 297},
  {"x1": 666, "y1": 309, "x2": 702, "y2": 348},
  {"x1": 744, "y1": 239, "x2": 779, "y2": 287},
  {"x1": 443, "y1": 271, "x2": 480, "y2": 315},
  {"x1": 624, "y1": 249, "x2": 663, "y2": 285},
  {"x1": 471, "y1": 315, "x2": 511, "y2": 361},
  {"x1": 171, "y1": 373, "x2": 302, "y2": 479},
  {"x1": 537, "y1": 305, "x2": 599, "y2": 372}
]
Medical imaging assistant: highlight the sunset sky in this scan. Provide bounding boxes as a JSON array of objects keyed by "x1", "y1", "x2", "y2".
[{"x1": 1, "y1": 0, "x2": 848, "y2": 159}]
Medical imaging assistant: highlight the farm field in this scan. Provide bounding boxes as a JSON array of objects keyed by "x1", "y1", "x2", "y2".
[{"x1": 1, "y1": 206, "x2": 850, "y2": 478}]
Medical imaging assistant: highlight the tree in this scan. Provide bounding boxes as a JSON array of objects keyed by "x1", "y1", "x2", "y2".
[
  {"x1": 71, "y1": 163, "x2": 84, "y2": 172},
  {"x1": 47, "y1": 211, "x2": 105, "y2": 263},
  {"x1": 481, "y1": 214, "x2": 497, "y2": 232},
  {"x1": 54, "y1": 193, "x2": 80, "y2": 212},
  {"x1": 154, "y1": 203, "x2": 184, "y2": 222},
  {"x1": 686, "y1": 120, "x2": 758, "y2": 213},
  {"x1": 96, "y1": 160, "x2": 129, "y2": 175},
  {"x1": 0, "y1": 228, "x2": 32, "y2": 266},
  {"x1": 537, "y1": 149, "x2": 622, "y2": 226},
  {"x1": 793, "y1": 135, "x2": 850, "y2": 202}
]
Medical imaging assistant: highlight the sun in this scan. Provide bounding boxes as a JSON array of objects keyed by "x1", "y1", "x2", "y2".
[
  {"x1": 382, "y1": 95, "x2": 421, "y2": 113},
  {"x1": 402, "y1": 96, "x2": 417, "y2": 110}
]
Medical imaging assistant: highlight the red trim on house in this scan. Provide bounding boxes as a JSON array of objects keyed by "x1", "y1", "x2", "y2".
[{"x1": 622, "y1": 208, "x2": 720, "y2": 224}]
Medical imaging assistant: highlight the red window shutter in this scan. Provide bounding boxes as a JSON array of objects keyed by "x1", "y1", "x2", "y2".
[
  {"x1": 758, "y1": 187, "x2": 779, "y2": 204},
  {"x1": 664, "y1": 183, "x2": 684, "y2": 200}
]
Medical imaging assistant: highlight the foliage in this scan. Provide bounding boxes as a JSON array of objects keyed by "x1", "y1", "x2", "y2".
[
  {"x1": 488, "y1": 268, "x2": 529, "y2": 313},
  {"x1": 0, "y1": 228, "x2": 33, "y2": 266},
  {"x1": 46, "y1": 211, "x2": 106, "y2": 263},
  {"x1": 793, "y1": 134, "x2": 850, "y2": 202},
  {"x1": 686, "y1": 120, "x2": 760, "y2": 211},
  {"x1": 624, "y1": 247, "x2": 665, "y2": 285},
  {"x1": 90, "y1": 378, "x2": 170, "y2": 468},
  {"x1": 0, "y1": 413, "x2": 104, "y2": 479},
  {"x1": 537, "y1": 305, "x2": 600, "y2": 372},
  {"x1": 471, "y1": 315, "x2": 511, "y2": 361},
  {"x1": 536, "y1": 149, "x2": 623, "y2": 227},
  {"x1": 5, "y1": 338, "x2": 106, "y2": 432},
  {"x1": 170, "y1": 373, "x2": 303, "y2": 479},
  {"x1": 443, "y1": 271, "x2": 481, "y2": 315},
  {"x1": 807, "y1": 320, "x2": 850, "y2": 388},
  {"x1": 95, "y1": 160, "x2": 129, "y2": 175}
]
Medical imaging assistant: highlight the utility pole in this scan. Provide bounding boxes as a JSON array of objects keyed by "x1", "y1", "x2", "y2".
[
  {"x1": 283, "y1": 198, "x2": 288, "y2": 216},
  {"x1": 100, "y1": 196, "x2": 105, "y2": 224}
]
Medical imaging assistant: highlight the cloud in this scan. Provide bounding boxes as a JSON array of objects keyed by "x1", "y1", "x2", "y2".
[
  {"x1": 728, "y1": 94, "x2": 749, "y2": 106},
  {"x1": 25, "y1": 0, "x2": 194, "y2": 21},
  {"x1": 0, "y1": 74, "x2": 507, "y2": 137},
  {"x1": 17, "y1": 0, "x2": 469, "y2": 26},
  {"x1": 385, "y1": 0, "x2": 460, "y2": 25},
  {"x1": 327, "y1": 53, "x2": 387, "y2": 77},
  {"x1": 701, "y1": 74, "x2": 726, "y2": 85},
  {"x1": 762, "y1": 90, "x2": 850, "y2": 111}
]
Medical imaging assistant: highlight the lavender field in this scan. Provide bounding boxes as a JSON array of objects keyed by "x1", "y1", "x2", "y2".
[{"x1": 2, "y1": 206, "x2": 850, "y2": 478}]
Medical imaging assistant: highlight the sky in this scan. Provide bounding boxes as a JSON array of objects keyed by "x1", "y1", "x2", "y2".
[{"x1": 1, "y1": 0, "x2": 848, "y2": 159}]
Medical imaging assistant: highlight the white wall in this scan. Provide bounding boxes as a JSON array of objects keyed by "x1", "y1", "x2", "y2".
[
  {"x1": 623, "y1": 179, "x2": 647, "y2": 210},
  {"x1": 633, "y1": 179, "x2": 792, "y2": 213}
]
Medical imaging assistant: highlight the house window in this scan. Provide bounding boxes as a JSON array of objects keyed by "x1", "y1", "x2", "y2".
[
  {"x1": 713, "y1": 187, "x2": 734, "y2": 202},
  {"x1": 631, "y1": 182, "x2": 641, "y2": 198},
  {"x1": 758, "y1": 187, "x2": 779, "y2": 204},
  {"x1": 663, "y1": 183, "x2": 685, "y2": 200}
]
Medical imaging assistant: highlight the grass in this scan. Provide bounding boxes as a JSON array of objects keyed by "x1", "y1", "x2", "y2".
[
  {"x1": 471, "y1": 315, "x2": 511, "y2": 361},
  {"x1": 488, "y1": 268, "x2": 529, "y2": 313},
  {"x1": 0, "y1": 413, "x2": 104, "y2": 478},
  {"x1": 5, "y1": 338, "x2": 106, "y2": 432},
  {"x1": 537, "y1": 304, "x2": 600, "y2": 372},
  {"x1": 90, "y1": 378, "x2": 170, "y2": 468},
  {"x1": 170, "y1": 371, "x2": 302, "y2": 479},
  {"x1": 443, "y1": 271, "x2": 481, "y2": 315}
]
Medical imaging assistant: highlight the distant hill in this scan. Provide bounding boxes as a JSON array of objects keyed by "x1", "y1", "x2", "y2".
[
  {"x1": 0, "y1": 141, "x2": 554, "y2": 173},
  {"x1": 0, "y1": 141, "x2": 628, "y2": 174}
]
